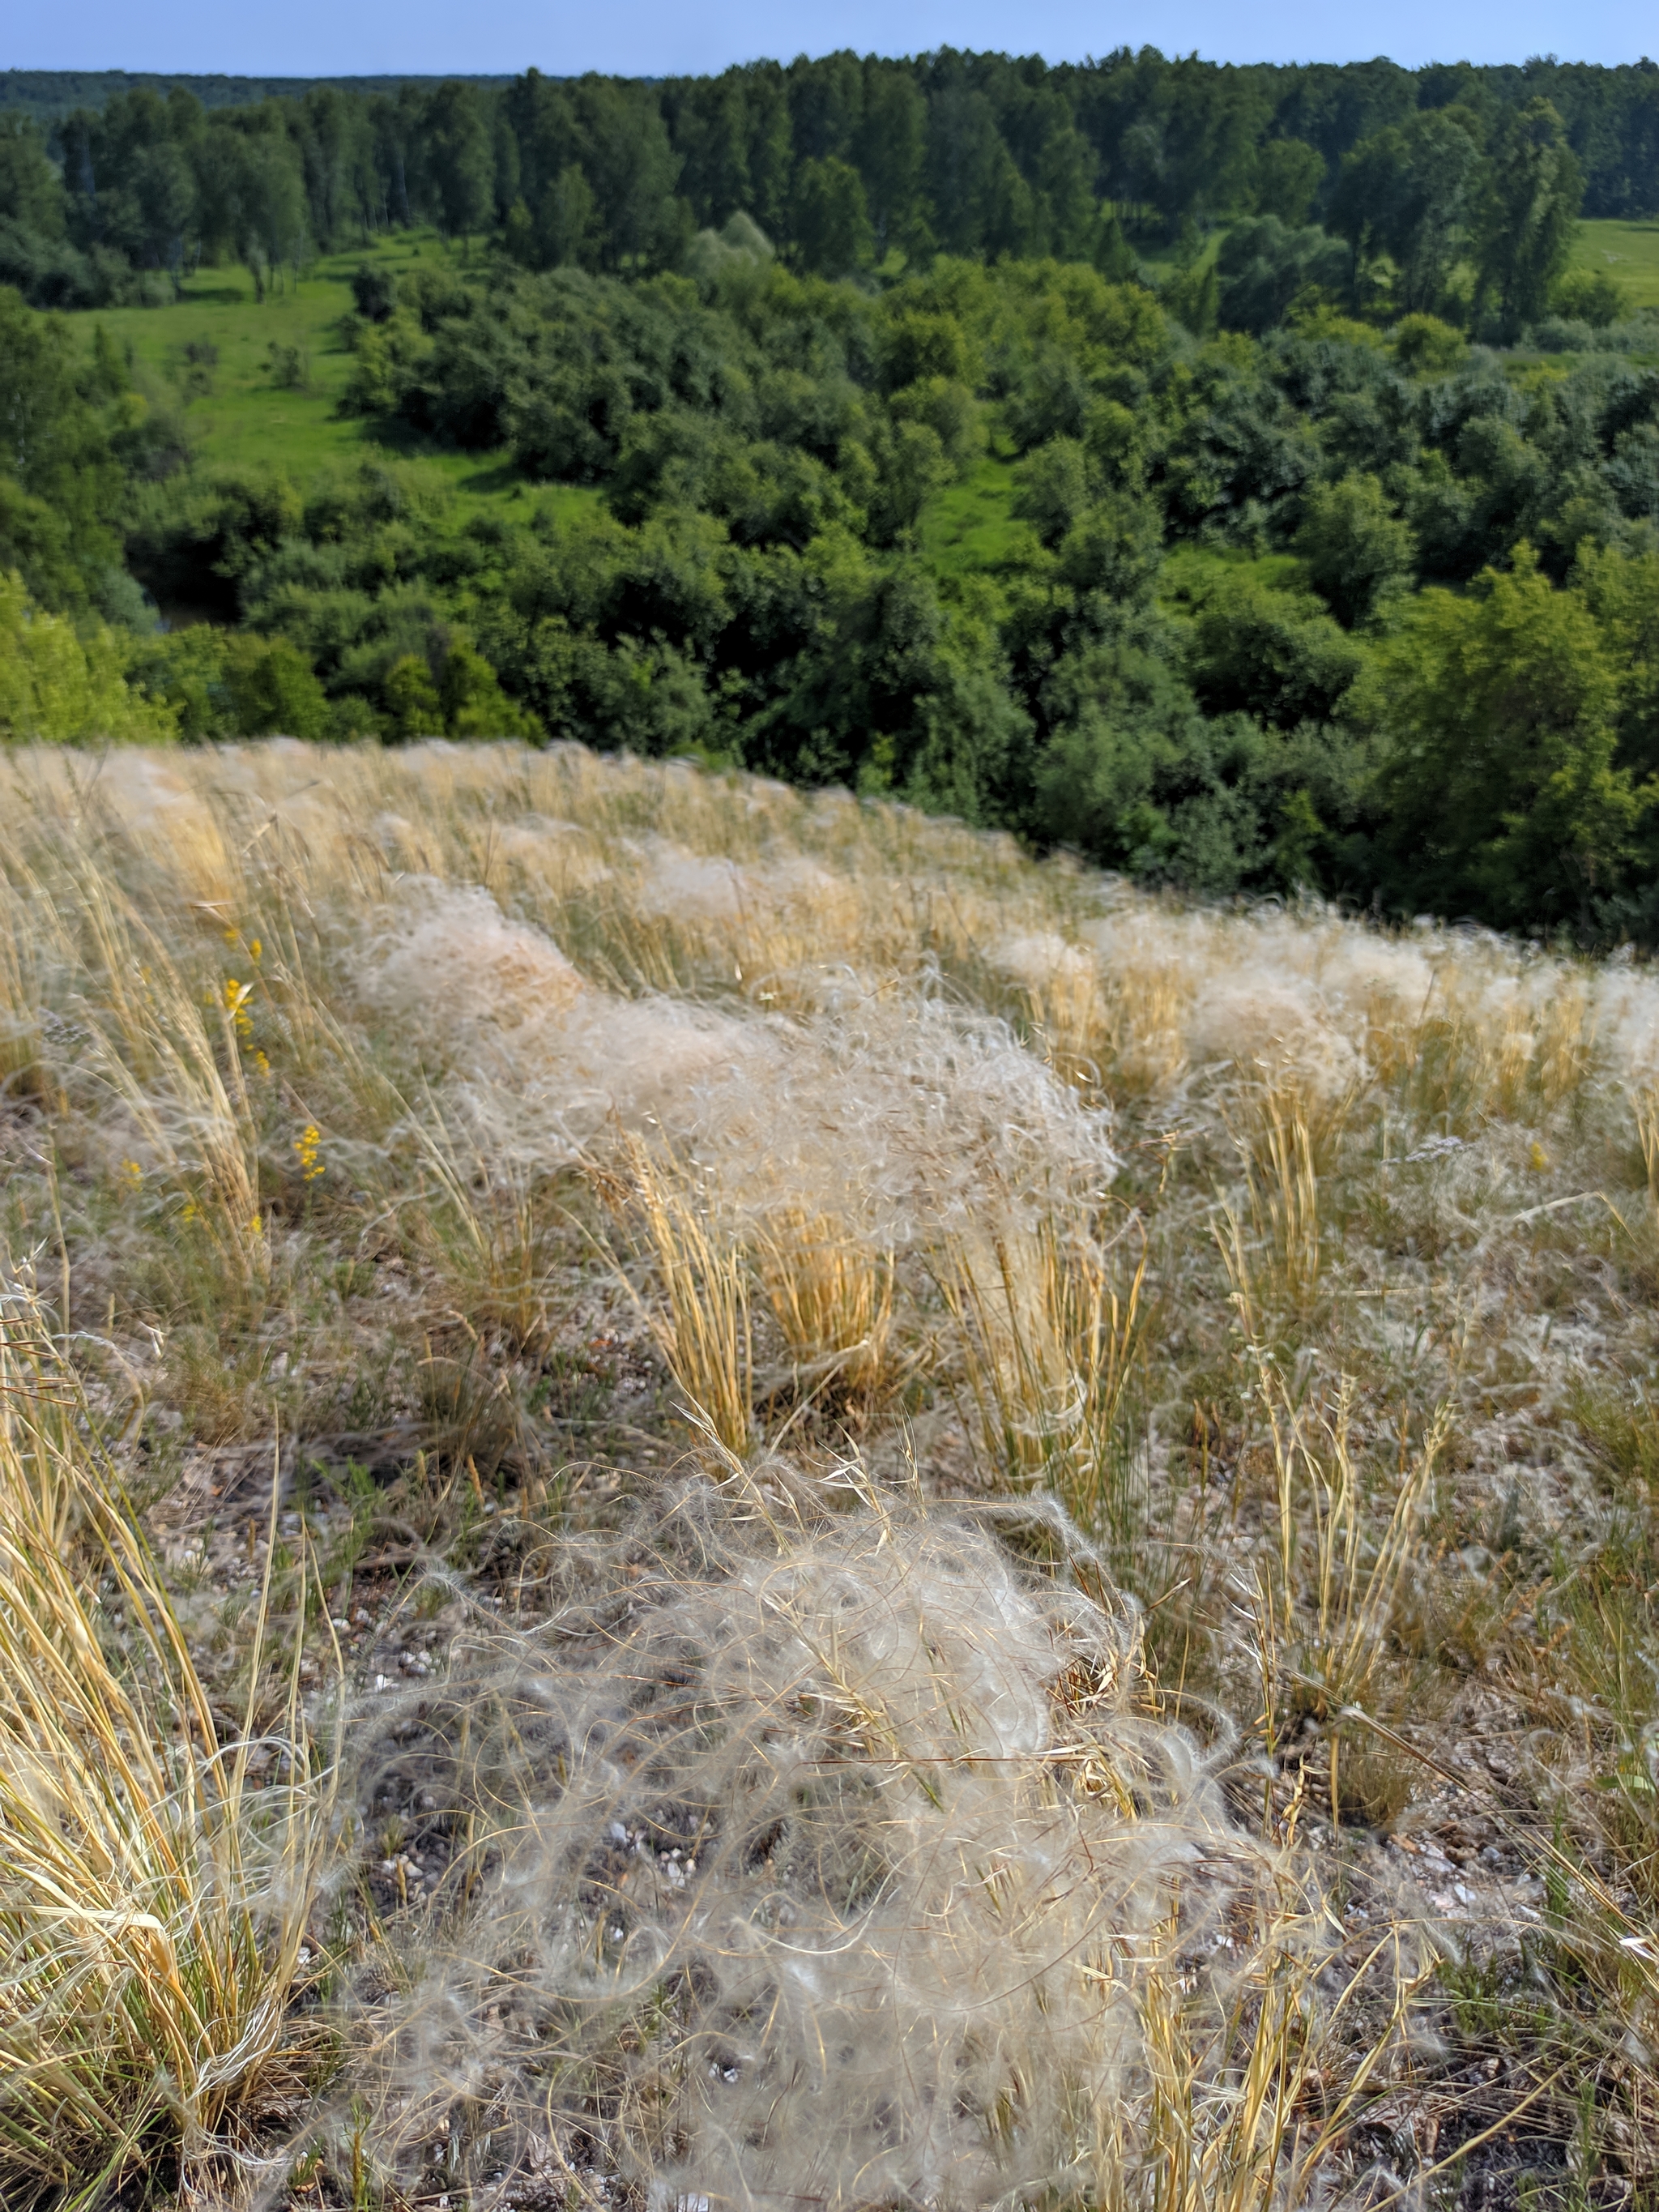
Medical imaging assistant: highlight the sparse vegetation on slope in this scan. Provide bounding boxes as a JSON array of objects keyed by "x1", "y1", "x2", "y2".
[{"x1": 2, "y1": 740, "x2": 1659, "y2": 2206}]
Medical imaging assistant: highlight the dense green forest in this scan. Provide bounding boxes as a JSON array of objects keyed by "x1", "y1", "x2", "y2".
[
  {"x1": 4, "y1": 53, "x2": 1659, "y2": 304},
  {"x1": 3, "y1": 51, "x2": 1659, "y2": 936}
]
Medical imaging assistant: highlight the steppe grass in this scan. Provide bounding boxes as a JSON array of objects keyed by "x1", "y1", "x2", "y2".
[
  {"x1": 2, "y1": 740, "x2": 1659, "y2": 2206},
  {"x1": 0, "y1": 1288, "x2": 328, "y2": 2209}
]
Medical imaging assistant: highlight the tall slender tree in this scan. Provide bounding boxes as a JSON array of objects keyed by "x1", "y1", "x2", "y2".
[{"x1": 1475, "y1": 97, "x2": 1583, "y2": 333}]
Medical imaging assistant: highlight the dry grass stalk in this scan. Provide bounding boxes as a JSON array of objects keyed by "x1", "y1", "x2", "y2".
[
  {"x1": 69, "y1": 873, "x2": 268, "y2": 1290},
  {"x1": 1252, "y1": 1093, "x2": 1324, "y2": 1313},
  {"x1": 0, "y1": 865, "x2": 66, "y2": 1112},
  {"x1": 1226, "y1": 1330, "x2": 1448, "y2": 1826},
  {"x1": 938, "y1": 1211, "x2": 1147, "y2": 1540},
  {"x1": 1094, "y1": 959, "x2": 1191, "y2": 1096},
  {"x1": 754, "y1": 1204, "x2": 896, "y2": 1403},
  {"x1": 1397, "y1": 962, "x2": 1598, "y2": 1127},
  {"x1": 1015, "y1": 941, "x2": 1107, "y2": 1087},
  {"x1": 399, "y1": 1096, "x2": 567, "y2": 1354},
  {"x1": 1128, "y1": 1913, "x2": 1430, "y2": 2212},
  {"x1": 1256, "y1": 1364, "x2": 1447, "y2": 1722},
  {"x1": 0, "y1": 1287, "x2": 329, "y2": 2208},
  {"x1": 1636, "y1": 1085, "x2": 1659, "y2": 1202},
  {"x1": 1219, "y1": 1076, "x2": 1353, "y2": 1325},
  {"x1": 609, "y1": 1134, "x2": 754, "y2": 1455}
]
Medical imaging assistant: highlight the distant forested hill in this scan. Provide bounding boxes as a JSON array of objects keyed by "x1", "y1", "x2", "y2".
[{"x1": 0, "y1": 70, "x2": 512, "y2": 126}]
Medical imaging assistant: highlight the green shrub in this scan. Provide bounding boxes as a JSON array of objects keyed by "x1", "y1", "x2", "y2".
[
  {"x1": 0, "y1": 570, "x2": 174, "y2": 741},
  {"x1": 125, "y1": 626, "x2": 333, "y2": 739},
  {"x1": 1297, "y1": 474, "x2": 1416, "y2": 626},
  {"x1": 1391, "y1": 314, "x2": 1468, "y2": 375},
  {"x1": 1547, "y1": 266, "x2": 1629, "y2": 329}
]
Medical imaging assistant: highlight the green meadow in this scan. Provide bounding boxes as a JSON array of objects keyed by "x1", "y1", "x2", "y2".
[
  {"x1": 88, "y1": 231, "x2": 550, "y2": 514},
  {"x1": 1573, "y1": 216, "x2": 1659, "y2": 310},
  {"x1": 918, "y1": 443, "x2": 1030, "y2": 576}
]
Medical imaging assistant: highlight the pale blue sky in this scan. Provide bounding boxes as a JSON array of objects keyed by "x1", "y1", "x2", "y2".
[{"x1": 7, "y1": 0, "x2": 1653, "y2": 79}]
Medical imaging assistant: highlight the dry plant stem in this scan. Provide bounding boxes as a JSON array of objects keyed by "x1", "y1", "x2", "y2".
[
  {"x1": 399, "y1": 1087, "x2": 564, "y2": 1352},
  {"x1": 1222, "y1": 1078, "x2": 1349, "y2": 1321},
  {"x1": 1264, "y1": 1369, "x2": 1441, "y2": 1687},
  {"x1": 75, "y1": 872, "x2": 267, "y2": 1285},
  {"x1": 1637, "y1": 1084, "x2": 1659, "y2": 1201},
  {"x1": 1223, "y1": 1283, "x2": 1449, "y2": 1746}
]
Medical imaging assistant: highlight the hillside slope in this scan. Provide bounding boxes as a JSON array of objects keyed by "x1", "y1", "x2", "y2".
[{"x1": 2, "y1": 740, "x2": 1658, "y2": 2206}]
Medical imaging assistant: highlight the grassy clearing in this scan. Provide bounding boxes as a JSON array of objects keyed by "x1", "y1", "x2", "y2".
[
  {"x1": 919, "y1": 440, "x2": 1030, "y2": 576},
  {"x1": 85, "y1": 233, "x2": 591, "y2": 526},
  {"x1": 3, "y1": 740, "x2": 1659, "y2": 2206},
  {"x1": 1160, "y1": 541, "x2": 1314, "y2": 609},
  {"x1": 1574, "y1": 216, "x2": 1659, "y2": 312},
  {"x1": 97, "y1": 234, "x2": 425, "y2": 477},
  {"x1": 79, "y1": 216, "x2": 1656, "y2": 513}
]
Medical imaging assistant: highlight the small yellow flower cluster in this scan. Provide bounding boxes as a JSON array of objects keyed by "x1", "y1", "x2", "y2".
[
  {"x1": 121, "y1": 1159, "x2": 143, "y2": 1189},
  {"x1": 223, "y1": 979, "x2": 254, "y2": 1041},
  {"x1": 293, "y1": 1123, "x2": 325, "y2": 1181}
]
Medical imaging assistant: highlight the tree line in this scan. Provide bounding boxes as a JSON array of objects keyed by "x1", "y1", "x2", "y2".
[{"x1": 2, "y1": 51, "x2": 1658, "y2": 312}]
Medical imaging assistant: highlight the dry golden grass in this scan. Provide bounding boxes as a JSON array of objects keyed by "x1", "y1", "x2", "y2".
[
  {"x1": 605, "y1": 1133, "x2": 755, "y2": 1455},
  {"x1": 937, "y1": 1210, "x2": 1147, "y2": 1540},
  {"x1": 754, "y1": 1202, "x2": 897, "y2": 1404},
  {"x1": 4, "y1": 741, "x2": 1659, "y2": 2206},
  {"x1": 0, "y1": 1289, "x2": 328, "y2": 2209}
]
